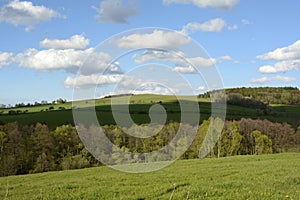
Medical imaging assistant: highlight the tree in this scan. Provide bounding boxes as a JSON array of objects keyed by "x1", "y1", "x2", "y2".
[
  {"x1": 41, "y1": 100, "x2": 48, "y2": 105},
  {"x1": 1, "y1": 122, "x2": 24, "y2": 176},
  {"x1": 34, "y1": 152, "x2": 54, "y2": 173},
  {"x1": 250, "y1": 130, "x2": 272, "y2": 155},
  {"x1": 218, "y1": 121, "x2": 242, "y2": 157},
  {"x1": 57, "y1": 98, "x2": 66, "y2": 104},
  {"x1": 0, "y1": 131, "x2": 7, "y2": 152},
  {"x1": 32, "y1": 123, "x2": 55, "y2": 172},
  {"x1": 238, "y1": 118, "x2": 294, "y2": 153},
  {"x1": 52, "y1": 125, "x2": 82, "y2": 168},
  {"x1": 190, "y1": 118, "x2": 209, "y2": 158}
]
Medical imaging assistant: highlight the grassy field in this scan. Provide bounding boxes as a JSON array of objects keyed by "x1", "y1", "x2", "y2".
[
  {"x1": 1, "y1": 94, "x2": 300, "y2": 128},
  {"x1": 0, "y1": 153, "x2": 299, "y2": 199}
]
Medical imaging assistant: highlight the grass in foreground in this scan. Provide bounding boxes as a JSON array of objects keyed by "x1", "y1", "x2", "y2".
[{"x1": 0, "y1": 153, "x2": 299, "y2": 199}]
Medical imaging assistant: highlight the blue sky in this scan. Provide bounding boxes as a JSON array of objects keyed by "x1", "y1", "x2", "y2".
[{"x1": 0, "y1": 0, "x2": 299, "y2": 105}]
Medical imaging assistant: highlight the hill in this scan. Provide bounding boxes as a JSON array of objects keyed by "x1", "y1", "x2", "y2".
[
  {"x1": 203, "y1": 86, "x2": 300, "y2": 105},
  {"x1": 0, "y1": 153, "x2": 299, "y2": 199},
  {"x1": 1, "y1": 90, "x2": 300, "y2": 129}
]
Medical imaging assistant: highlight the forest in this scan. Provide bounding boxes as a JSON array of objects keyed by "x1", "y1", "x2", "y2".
[
  {"x1": 199, "y1": 87, "x2": 300, "y2": 105},
  {"x1": 1, "y1": 118, "x2": 299, "y2": 177}
]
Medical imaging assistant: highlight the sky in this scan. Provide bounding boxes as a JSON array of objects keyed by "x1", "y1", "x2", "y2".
[{"x1": 0, "y1": 0, "x2": 300, "y2": 105}]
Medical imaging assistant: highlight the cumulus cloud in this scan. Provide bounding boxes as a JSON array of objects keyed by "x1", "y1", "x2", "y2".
[
  {"x1": 101, "y1": 85, "x2": 178, "y2": 97},
  {"x1": 112, "y1": 30, "x2": 190, "y2": 50},
  {"x1": 0, "y1": 0, "x2": 59, "y2": 31},
  {"x1": 257, "y1": 40, "x2": 300, "y2": 74},
  {"x1": 187, "y1": 56, "x2": 217, "y2": 67},
  {"x1": 133, "y1": 50, "x2": 185, "y2": 64},
  {"x1": 16, "y1": 48, "x2": 93, "y2": 71},
  {"x1": 134, "y1": 50, "x2": 224, "y2": 74},
  {"x1": 181, "y1": 18, "x2": 227, "y2": 34},
  {"x1": 219, "y1": 55, "x2": 232, "y2": 61},
  {"x1": 65, "y1": 74, "x2": 123, "y2": 88},
  {"x1": 257, "y1": 40, "x2": 300, "y2": 61},
  {"x1": 251, "y1": 76, "x2": 296, "y2": 84},
  {"x1": 65, "y1": 74, "x2": 179, "y2": 95},
  {"x1": 13, "y1": 34, "x2": 123, "y2": 75},
  {"x1": 173, "y1": 55, "x2": 227, "y2": 73},
  {"x1": 15, "y1": 47, "x2": 121, "y2": 75},
  {"x1": 0, "y1": 52, "x2": 13, "y2": 67},
  {"x1": 258, "y1": 60, "x2": 300, "y2": 74},
  {"x1": 117, "y1": 76, "x2": 163, "y2": 90},
  {"x1": 134, "y1": 50, "x2": 216, "y2": 67},
  {"x1": 173, "y1": 65, "x2": 196, "y2": 73},
  {"x1": 97, "y1": 0, "x2": 138, "y2": 24},
  {"x1": 40, "y1": 34, "x2": 90, "y2": 50},
  {"x1": 163, "y1": 0, "x2": 240, "y2": 10}
]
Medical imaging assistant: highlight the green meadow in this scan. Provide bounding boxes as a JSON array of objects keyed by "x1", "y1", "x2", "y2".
[{"x1": 0, "y1": 153, "x2": 299, "y2": 200}]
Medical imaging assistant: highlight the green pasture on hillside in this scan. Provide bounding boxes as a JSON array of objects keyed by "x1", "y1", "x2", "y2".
[
  {"x1": 0, "y1": 153, "x2": 299, "y2": 199},
  {"x1": 1, "y1": 94, "x2": 300, "y2": 128}
]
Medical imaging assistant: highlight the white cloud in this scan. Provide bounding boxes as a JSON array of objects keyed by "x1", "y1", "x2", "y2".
[
  {"x1": 12, "y1": 35, "x2": 122, "y2": 75},
  {"x1": 15, "y1": 48, "x2": 120, "y2": 75},
  {"x1": 67, "y1": 71, "x2": 192, "y2": 96},
  {"x1": 257, "y1": 40, "x2": 300, "y2": 74},
  {"x1": 257, "y1": 40, "x2": 300, "y2": 61},
  {"x1": 173, "y1": 65, "x2": 196, "y2": 73},
  {"x1": 118, "y1": 76, "x2": 163, "y2": 90},
  {"x1": 196, "y1": 86, "x2": 206, "y2": 91},
  {"x1": 65, "y1": 74, "x2": 123, "y2": 88},
  {"x1": 187, "y1": 56, "x2": 217, "y2": 67},
  {"x1": 163, "y1": 0, "x2": 240, "y2": 10},
  {"x1": 251, "y1": 76, "x2": 297, "y2": 84},
  {"x1": 181, "y1": 18, "x2": 226, "y2": 34},
  {"x1": 97, "y1": 0, "x2": 137, "y2": 24},
  {"x1": 0, "y1": 0, "x2": 59, "y2": 31},
  {"x1": 40, "y1": 34, "x2": 90, "y2": 50},
  {"x1": 127, "y1": 86, "x2": 178, "y2": 96},
  {"x1": 133, "y1": 50, "x2": 186, "y2": 64},
  {"x1": 16, "y1": 48, "x2": 93, "y2": 71},
  {"x1": 219, "y1": 55, "x2": 232, "y2": 61},
  {"x1": 134, "y1": 50, "x2": 220, "y2": 74},
  {"x1": 113, "y1": 30, "x2": 190, "y2": 49},
  {"x1": 258, "y1": 65, "x2": 277, "y2": 74},
  {"x1": 65, "y1": 74, "x2": 177, "y2": 95},
  {"x1": 134, "y1": 50, "x2": 216, "y2": 67},
  {"x1": 101, "y1": 86, "x2": 177, "y2": 97},
  {"x1": 258, "y1": 60, "x2": 300, "y2": 74},
  {"x1": 0, "y1": 52, "x2": 13, "y2": 67}
]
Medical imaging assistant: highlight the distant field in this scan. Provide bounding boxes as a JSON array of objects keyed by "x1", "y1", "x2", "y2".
[
  {"x1": 1, "y1": 94, "x2": 300, "y2": 128},
  {"x1": 0, "y1": 153, "x2": 299, "y2": 199}
]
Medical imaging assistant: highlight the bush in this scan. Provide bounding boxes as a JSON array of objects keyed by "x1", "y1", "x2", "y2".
[{"x1": 61, "y1": 155, "x2": 89, "y2": 170}]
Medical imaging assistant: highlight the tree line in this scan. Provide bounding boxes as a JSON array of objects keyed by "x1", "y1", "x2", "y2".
[
  {"x1": 0, "y1": 98, "x2": 67, "y2": 109},
  {"x1": 0, "y1": 118, "x2": 299, "y2": 177},
  {"x1": 199, "y1": 87, "x2": 300, "y2": 105}
]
